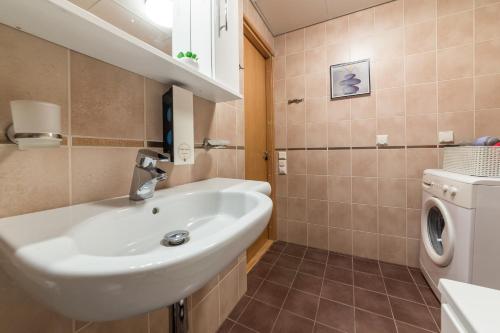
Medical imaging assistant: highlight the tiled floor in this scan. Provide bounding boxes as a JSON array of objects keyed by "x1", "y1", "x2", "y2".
[{"x1": 218, "y1": 241, "x2": 441, "y2": 333}]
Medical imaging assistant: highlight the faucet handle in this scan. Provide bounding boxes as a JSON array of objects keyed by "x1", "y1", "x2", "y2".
[{"x1": 136, "y1": 149, "x2": 170, "y2": 168}]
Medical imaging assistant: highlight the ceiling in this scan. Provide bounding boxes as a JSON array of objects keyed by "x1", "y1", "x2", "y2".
[{"x1": 252, "y1": 0, "x2": 394, "y2": 35}]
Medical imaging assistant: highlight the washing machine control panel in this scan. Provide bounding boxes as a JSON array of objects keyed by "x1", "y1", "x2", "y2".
[{"x1": 422, "y1": 174, "x2": 475, "y2": 208}]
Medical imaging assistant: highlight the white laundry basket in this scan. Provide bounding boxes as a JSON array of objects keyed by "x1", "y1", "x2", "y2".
[{"x1": 443, "y1": 146, "x2": 500, "y2": 177}]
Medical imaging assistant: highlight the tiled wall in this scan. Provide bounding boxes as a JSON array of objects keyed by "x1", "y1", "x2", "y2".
[
  {"x1": 0, "y1": 1, "x2": 272, "y2": 327},
  {"x1": 273, "y1": 0, "x2": 500, "y2": 267}
]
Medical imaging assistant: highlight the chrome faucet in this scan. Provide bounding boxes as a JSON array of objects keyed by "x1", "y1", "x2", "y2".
[{"x1": 129, "y1": 149, "x2": 170, "y2": 201}]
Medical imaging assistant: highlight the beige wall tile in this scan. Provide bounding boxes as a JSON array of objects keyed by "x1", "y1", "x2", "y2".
[
  {"x1": 352, "y1": 204, "x2": 378, "y2": 232},
  {"x1": 191, "y1": 149, "x2": 217, "y2": 181},
  {"x1": 288, "y1": 221, "x2": 308, "y2": 245},
  {"x1": 328, "y1": 176, "x2": 352, "y2": 203},
  {"x1": 305, "y1": 47, "x2": 327, "y2": 75},
  {"x1": 379, "y1": 235, "x2": 406, "y2": 265},
  {"x1": 378, "y1": 149, "x2": 405, "y2": 178},
  {"x1": 328, "y1": 98, "x2": 350, "y2": 122},
  {"x1": 406, "y1": 114, "x2": 438, "y2": 146},
  {"x1": 406, "y1": 238, "x2": 420, "y2": 267},
  {"x1": 307, "y1": 175, "x2": 328, "y2": 200},
  {"x1": 80, "y1": 315, "x2": 148, "y2": 333},
  {"x1": 305, "y1": 73, "x2": 328, "y2": 99},
  {"x1": 216, "y1": 103, "x2": 237, "y2": 145},
  {"x1": 286, "y1": 76, "x2": 305, "y2": 100},
  {"x1": 329, "y1": 227, "x2": 353, "y2": 255},
  {"x1": 406, "y1": 52, "x2": 436, "y2": 84},
  {"x1": 307, "y1": 224, "x2": 329, "y2": 250},
  {"x1": 288, "y1": 197, "x2": 307, "y2": 221},
  {"x1": 438, "y1": 111, "x2": 474, "y2": 143},
  {"x1": 287, "y1": 102, "x2": 305, "y2": 125},
  {"x1": 406, "y1": 21, "x2": 437, "y2": 56},
  {"x1": 0, "y1": 24, "x2": 69, "y2": 139},
  {"x1": 406, "y1": 148, "x2": 438, "y2": 178},
  {"x1": 326, "y1": 16, "x2": 349, "y2": 44},
  {"x1": 288, "y1": 175, "x2": 307, "y2": 198},
  {"x1": 437, "y1": 11, "x2": 473, "y2": 49},
  {"x1": 286, "y1": 53, "x2": 305, "y2": 78},
  {"x1": 352, "y1": 177, "x2": 377, "y2": 205},
  {"x1": 71, "y1": 52, "x2": 144, "y2": 139},
  {"x1": 351, "y1": 94, "x2": 376, "y2": 120},
  {"x1": 288, "y1": 150, "x2": 307, "y2": 174},
  {"x1": 306, "y1": 122, "x2": 328, "y2": 148},
  {"x1": 437, "y1": 0, "x2": 472, "y2": 16},
  {"x1": 379, "y1": 206, "x2": 406, "y2": 236},
  {"x1": 437, "y1": 78, "x2": 474, "y2": 113},
  {"x1": 475, "y1": 39, "x2": 500, "y2": 75},
  {"x1": 351, "y1": 119, "x2": 376, "y2": 147},
  {"x1": 305, "y1": 23, "x2": 326, "y2": 49},
  {"x1": 405, "y1": 83, "x2": 437, "y2": 114},
  {"x1": 306, "y1": 98, "x2": 327, "y2": 123},
  {"x1": 377, "y1": 117, "x2": 406, "y2": 146},
  {"x1": 273, "y1": 56, "x2": 286, "y2": 80},
  {"x1": 217, "y1": 149, "x2": 237, "y2": 178},
  {"x1": 307, "y1": 199, "x2": 328, "y2": 226},
  {"x1": 375, "y1": 57, "x2": 404, "y2": 89},
  {"x1": 475, "y1": 109, "x2": 500, "y2": 137},
  {"x1": 353, "y1": 231, "x2": 378, "y2": 260},
  {"x1": 405, "y1": 0, "x2": 437, "y2": 25},
  {"x1": 378, "y1": 179, "x2": 406, "y2": 208},
  {"x1": 475, "y1": 3, "x2": 500, "y2": 42},
  {"x1": 326, "y1": 42, "x2": 350, "y2": 65},
  {"x1": 437, "y1": 44, "x2": 473, "y2": 81},
  {"x1": 71, "y1": 147, "x2": 138, "y2": 204},
  {"x1": 0, "y1": 270, "x2": 73, "y2": 333},
  {"x1": 0, "y1": 146, "x2": 69, "y2": 217},
  {"x1": 351, "y1": 149, "x2": 377, "y2": 177},
  {"x1": 307, "y1": 150, "x2": 327, "y2": 175},
  {"x1": 328, "y1": 121, "x2": 351, "y2": 147},
  {"x1": 329, "y1": 202, "x2": 352, "y2": 229},
  {"x1": 145, "y1": 79, "x2": 169, "y2": 141},
  {"x1": 406, "y1": 209, "x2": 422, "y2": 239},
  {"x1": 475, "y1": 74, "x2": 500, "y2": 110},
  {"x1": 328, "y1": 150, "x2": 351, "y2": 176},
  {"x1": 374, "y1": 0, "x2": 404, "y2": 31},
  {"x1": 348, "y1": 8, "x2": 375, "y2": 38},
  {"x1": 286, "y1": 29, "x2": 305, "y2": 55},
  {"x1": 407, "y1": 179, "x2": 423, "y2": 209},
  {"x1": 377, "y1": 87, "x2": 404, "y2": 118}
]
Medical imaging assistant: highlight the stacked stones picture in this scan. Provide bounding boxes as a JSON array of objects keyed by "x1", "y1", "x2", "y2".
[{"x1": 330, "y1": 59, "x2": 371, "y2": 99}]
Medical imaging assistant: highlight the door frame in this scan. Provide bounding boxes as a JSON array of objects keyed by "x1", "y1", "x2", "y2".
[{"x1": 243, "y1": 17, "x2": 276, "y2": 241}]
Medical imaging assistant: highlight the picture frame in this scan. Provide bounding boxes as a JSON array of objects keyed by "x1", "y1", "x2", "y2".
[{"x1": 330, "y1": 59, "x2": 371, "y2": 100}]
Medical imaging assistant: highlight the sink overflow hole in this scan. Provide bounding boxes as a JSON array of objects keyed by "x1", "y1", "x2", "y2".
[
  {"x1": 162, "y1": 230, "x2": 190, "y2": 246},
  {"x1": 152, "y1": 207, "x2": 160, "y2": 214}
]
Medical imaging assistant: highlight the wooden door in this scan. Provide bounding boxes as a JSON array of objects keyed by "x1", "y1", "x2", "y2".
[{"x1": 244, "y1": 35, "x2": 269, "y2": 262}]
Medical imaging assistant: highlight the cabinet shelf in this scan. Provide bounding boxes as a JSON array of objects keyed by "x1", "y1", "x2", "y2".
[{"x1": 0, "y1": 0, "x2": 242, "y2": 103}]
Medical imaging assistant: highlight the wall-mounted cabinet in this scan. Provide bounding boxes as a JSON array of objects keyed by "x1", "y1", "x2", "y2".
[{"x1": 0, "y1": 0, "x2": 241, "y2": 103}]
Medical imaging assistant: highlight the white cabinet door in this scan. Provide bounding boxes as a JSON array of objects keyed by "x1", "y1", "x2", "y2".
[
  {"x1": 191, "y1": 0, "x2": 213, "y2": 77},
  {"x1": 213, "y1": 0, "x2": 239, "y2": 92}
]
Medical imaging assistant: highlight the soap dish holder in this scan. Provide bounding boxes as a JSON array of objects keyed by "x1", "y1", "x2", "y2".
[{"x1": 6, "y1": 123, "x2": 63, "y2": 149}]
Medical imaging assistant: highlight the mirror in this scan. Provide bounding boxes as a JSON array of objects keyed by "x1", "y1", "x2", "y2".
[{"x1": 70, "y1": 0, "x2": 173, "y2": 55}]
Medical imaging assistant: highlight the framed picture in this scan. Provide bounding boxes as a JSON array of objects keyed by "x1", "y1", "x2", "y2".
[{"x1": 330, "y1": 59, "x2": 371, "y2": 99}]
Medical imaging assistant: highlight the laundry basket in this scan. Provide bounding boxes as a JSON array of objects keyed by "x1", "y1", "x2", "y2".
[{"x1": 443, "y1": 146, "x2": 500, "y2": 177}]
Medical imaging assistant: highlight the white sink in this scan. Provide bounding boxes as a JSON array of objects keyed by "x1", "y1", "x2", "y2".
[{"x1": 0, "y1": 178, "x2": 272, "y2": 321}]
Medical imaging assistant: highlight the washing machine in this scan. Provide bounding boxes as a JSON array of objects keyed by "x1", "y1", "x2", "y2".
[{"x1": 419, "y1": 169, "x2": 500, "y2": 298}]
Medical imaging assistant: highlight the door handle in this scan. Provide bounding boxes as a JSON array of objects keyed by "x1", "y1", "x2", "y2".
[
  {"x1": 263, "y1": 151, "x2": 269, "y2": 160},
  {"x1": 218, "y1": 0, "x2": 228, "y2": 36}
]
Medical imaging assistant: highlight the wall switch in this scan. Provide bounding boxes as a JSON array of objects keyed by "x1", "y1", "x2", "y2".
[
  {"x1": 376, "y1": 134, "x2": 389, "y2": 146},
  {"x1": 439, "y1": 131, "x2": 454, "y2": 144},
  {"x1": 278, "y1": 160, "x2": 287, "y2": 175},
  {"x1": 278, "y1": 151, "x2": 287, "y2": 160}
]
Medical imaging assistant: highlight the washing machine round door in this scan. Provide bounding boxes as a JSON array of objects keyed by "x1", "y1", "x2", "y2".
[{"x1": 422, "y1": 197, "x2": 455, "y2": 267}]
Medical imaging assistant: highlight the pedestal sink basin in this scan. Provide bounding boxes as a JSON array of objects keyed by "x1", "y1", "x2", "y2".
[{"x1": 0, "y1": 178, "x2": 272, "y2": 321}]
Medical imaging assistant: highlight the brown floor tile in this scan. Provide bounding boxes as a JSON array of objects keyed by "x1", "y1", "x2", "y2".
[
  {"x1": 218, "y1": 319, "x2": 235, "y2": 333},
  {"x1": 273, "y1": 310, "x2": 314, "y2": 333},
  {"x1": 251, "y1": 261, "x2": 273, "y2": 279},
  {"x1": 299, "y1": 260, "x2": 326, "y2": 277},
  {"x1": 238, "y1": 299, "x2": 280, "y2": 333},
  {"x1": 380, "y1": 263, "x2": 413, "y2": 282},
  {"x1": 283, "y1": 289, "x2": 319, "y2": 320},
  {"x1": 384, "y1": 278, "x2": 424, "y2": 304},
  {"x1": 396, "y1": 321, "x2": 433, "y2": 333},
  {"x1": 246, "y1": 275, "x2": 264, "y2": 297},
  {"x1": 429, "y1": 306, "x2": 441, "y2": 326},
  {"x1": 354, "y1": 271, "x2": 386, "y2": 293},
  {"x1": 418, "y1": 285, "x2": 440, "y2": 308},
  {"x1": 261, "y1": 251, "x2": 280, "y2": 265},
  {"x1": 276, "y1": 254, "x2": 302, "y2": 270},
  {"x1": 229, "y1": 296, "x2": 251, "y2": 321},
  {"x1": 254, "y1": 280, "x2": 289, "y2": 308},
  {"x1": 313, "y1": 323, "x2": 344, "y2": 333},
  {"x1": 325, "y1": 266, "x2": 353, "y2": 285},
  {"x1": 283, "y1": 244, "x2": 307, "y2": 258},
  {"x1": 355, "y1": 309, "x2": 397, "y2": 333},
  {"x1": 328, "y1": 253, "x2": 353, "y2": 270},
  {"x1": 304, "y1": 248, "x2": 329, "y2": 263},
  {"x1": 321, "y1": 279, "x2": 353, "y2": 305},
  {"x1": 267, "y1": 265, "x2": 297, "y2": 287},
  {"x1": 390, "y1": 297, "x2": 438, "y2": 332},
  {"x1": 353, "y1": 258, "x2": 381, "y2": 275},
  {"x1": 409, "y1": 268, "x2": 428, "y2": 286},
  {"x1": 230, "y1": 323, "x2": 256, "y2": 333},
  {"x1": 270, "y1": 241, "x2": 287, "y2": 253},
  {"x1": 354, "y1": 287, "x2": 392, "y2": 317},
  {"x1": 316, "y1": 298, "x2": 354, "y2": 333},
  {"x1": 292, "y1": 272, "x2": 323, "y2": 295}
]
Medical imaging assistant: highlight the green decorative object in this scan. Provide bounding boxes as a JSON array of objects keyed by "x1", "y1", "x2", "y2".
[{"x1": 176, "y1": 50, "x2": 198, "y2": 61}]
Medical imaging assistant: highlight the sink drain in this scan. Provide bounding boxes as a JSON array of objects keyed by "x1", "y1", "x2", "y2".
[{"x1": 162, "y1": 230, "x2": 190, "y2": 246}]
